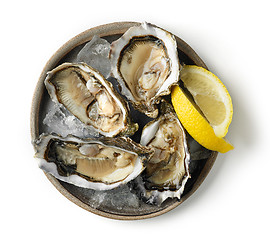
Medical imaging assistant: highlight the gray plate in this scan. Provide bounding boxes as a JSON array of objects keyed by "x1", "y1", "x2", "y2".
[{"x1": 30, "y1": 22, "x2": 217, "y2": 220}]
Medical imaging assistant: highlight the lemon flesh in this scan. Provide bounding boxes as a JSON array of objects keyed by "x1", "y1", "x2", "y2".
[
  {"x1": 180, "y1": 65, "x2": 233, "y2": 138},
  {"x1": 171, "y1": 85, "x2": 233, "y2": 153}
]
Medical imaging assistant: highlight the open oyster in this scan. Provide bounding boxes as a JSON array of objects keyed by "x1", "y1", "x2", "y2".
[
  {"x1": 110, "y1": 22, "x2": 180, "y2": 118},
  {"x1": 45, "y1": 62, "x2": 138, "y2": 137},
  {"x1": 34, "y1": 134, "x2": 153, "y2": 190},
  {"x1": 137, "y1": 101, "x2": 190, "y2": 204}
]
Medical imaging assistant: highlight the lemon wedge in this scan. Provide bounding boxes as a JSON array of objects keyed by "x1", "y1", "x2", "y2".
[
  {"x1": 171, "y1": 66, "x2": 234, "y2": 153},
  {"x1": 179, "y1": 65, "x2": 233, "y2": 138}
]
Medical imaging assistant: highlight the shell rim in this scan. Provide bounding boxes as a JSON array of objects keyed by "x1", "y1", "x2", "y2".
[{"x1": 30, "y1": 21, "x2": 218, "y2": 220}]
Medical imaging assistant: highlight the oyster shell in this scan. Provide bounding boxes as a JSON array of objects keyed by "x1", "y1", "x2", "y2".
[
  {"x1": 110, "y1": 22, "x2": 180, "y2": 118},
  {"x1": 138, "y1": 101, "x2": 190, "y2": 204},
  {"x1": 34, "y1": 134, "x2": 153, "y2": 190},
  {"x1": 45, "y1": 62, "x2": 138, "y2": 137}
]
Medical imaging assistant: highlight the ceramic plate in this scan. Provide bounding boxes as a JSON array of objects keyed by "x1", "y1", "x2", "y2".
[{"x1": 31, "y1": 22, "x2": 217, "y2": 220}]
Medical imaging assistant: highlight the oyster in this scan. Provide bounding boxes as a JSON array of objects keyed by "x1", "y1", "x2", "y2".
[
  {"x1": 138, "y1": 101, "x2": 190, "y2": 204},
  {"x1": 110, "y1": 22, "x2": 180, "y2": 118},
  {"x1": 34, "y1": 134, "x2": 153, "y2": 190},
  {"x1": 45, "y1": 62, "x2": 138, "y2": 137}
]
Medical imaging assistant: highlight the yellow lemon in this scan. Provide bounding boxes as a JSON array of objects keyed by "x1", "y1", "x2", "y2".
[
  {"x1": 171, "y1": 70, "x2": 234, "y2": 153},
  {"x1": 179, "y1": 65, "x2": 233, "y2": 138}
]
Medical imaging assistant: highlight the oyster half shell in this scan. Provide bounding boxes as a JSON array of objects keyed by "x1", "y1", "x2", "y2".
[
  {"x1": 110, "y1": 22, "x2": 180, "y2": 118},
  {"x1": 45, "y1": 62, "x2": 138, "y2": 137},
  {"x1": 34, "y1": 134, "x2": 153, "y2": 190},
  {"x1": 138, "y1": 102, "x2": 190, "y2": 204}
]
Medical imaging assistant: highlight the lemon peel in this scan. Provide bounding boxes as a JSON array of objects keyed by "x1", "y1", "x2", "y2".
[{"x1": 171, "y1": 85, "x2": 233, "y2": 153}]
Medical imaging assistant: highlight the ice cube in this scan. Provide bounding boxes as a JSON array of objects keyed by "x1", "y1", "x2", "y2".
[
  {"x1": 70, "y1": 185, "x2": 140, "y2": 210},
  {"x1": 102, "y1": 185, "x2": 140, "y2": 210},
  {"x1": 43, "y1": 102, "x2": 99, "y2": 138},
  {"x1": 76, "y1": 35, "x2": 111, "y2": 78},
  {"x1": 90, "y1": 191, "x2": 107, "y2": 209}
]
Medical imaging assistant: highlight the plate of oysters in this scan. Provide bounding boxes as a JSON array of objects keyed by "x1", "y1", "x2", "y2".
[{"x1": 31, "y1": 22, "x2": 233, "y2": 220}]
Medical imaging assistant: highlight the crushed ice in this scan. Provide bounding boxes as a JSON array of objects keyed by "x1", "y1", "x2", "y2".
[
  {"x1": 87, "y1": 185, "x2": 140, "y2": 210},
  {"x1": 43, "y1": 103, "x2": 99, "y2": 138}
]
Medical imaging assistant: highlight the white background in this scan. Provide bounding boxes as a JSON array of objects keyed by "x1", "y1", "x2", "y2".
[{"x1": 1, "y1": 0, "x2": 269, "y2": 239}]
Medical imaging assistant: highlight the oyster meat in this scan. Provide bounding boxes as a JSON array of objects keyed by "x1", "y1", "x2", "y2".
[
  {"x1": 138, "y1": 101, "x2": 190, "y2": 204},
  {"x1": 110, "y1": 22, "x2": 180, "y2": 118},
  {"x1": 45, "y1": 62, "x2": 138, "y2": 137},
  {"x1": 34, "y1": 134, "x2": 153, "y2": 190}
]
